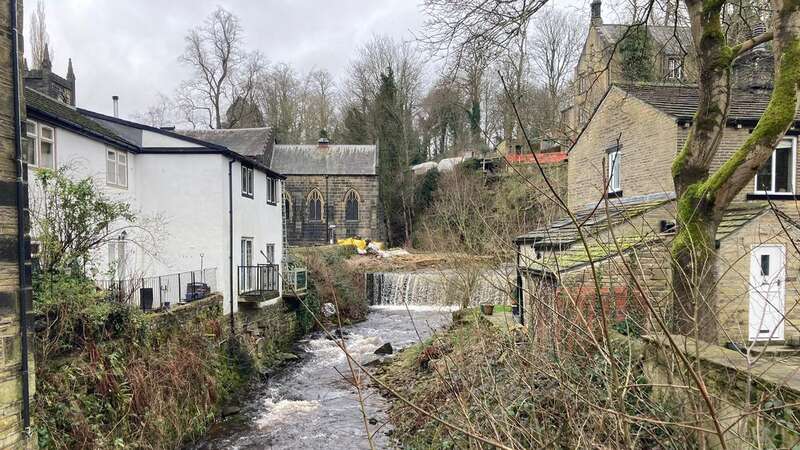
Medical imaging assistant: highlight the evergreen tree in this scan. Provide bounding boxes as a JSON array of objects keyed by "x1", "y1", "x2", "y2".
[
  {"x1": 620, "y1": 25, "x2": 654, "y2": 81},
  {"x1": 373, "y1": 68, "x2": 409, "y2": 245},
  {"x1": 342, "y1": 106, "x2": 370, "y2": 144}
]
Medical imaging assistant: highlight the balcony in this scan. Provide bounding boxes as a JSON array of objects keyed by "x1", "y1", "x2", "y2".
[
  {"x1": 96, "y1": 268, "x2": 218, "y2": 311},
  {"x1": 238, "y1": 264, "x2": 279, "y2": 301}
]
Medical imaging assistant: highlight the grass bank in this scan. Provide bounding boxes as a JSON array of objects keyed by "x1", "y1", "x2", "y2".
[{"x1": 377, "y1": 308, "x2": 689, "y2": 449}]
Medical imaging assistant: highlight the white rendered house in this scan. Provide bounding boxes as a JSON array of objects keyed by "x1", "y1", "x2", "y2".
[{"x1": 25, "y1": 87, "x2": 290, "y2": 314}]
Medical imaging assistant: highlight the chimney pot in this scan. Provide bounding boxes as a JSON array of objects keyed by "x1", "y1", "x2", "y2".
[
  {"x1": 112, "y1": 96, "x2": 119, "y2": 118},
  {"x1": 591, "y1": 0, "x2": 602, "y2": 25}
]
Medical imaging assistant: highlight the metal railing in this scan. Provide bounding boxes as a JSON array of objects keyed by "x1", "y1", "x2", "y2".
[
  {"x1": 286, "y1": 266, "x2": 308, "y2": 293},
  {"x1": 96, "y1": 267, "x2": 217, "y2": 311},
  {"x1": 238, "y1": 264, "x2": 279, "y2": 296}
]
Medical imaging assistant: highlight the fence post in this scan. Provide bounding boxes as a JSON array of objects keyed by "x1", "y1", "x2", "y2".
[
  {"x1": 159, "y1": 276, "x2": 163, "y2": 308},
  {"x1": 178, "y1": 273, "x2": 182, "y2": 303}
]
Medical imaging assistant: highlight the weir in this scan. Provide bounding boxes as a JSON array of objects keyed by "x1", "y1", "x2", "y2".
[{"x1": 365, "y1": 269, "x2": 514, "y2": 307}]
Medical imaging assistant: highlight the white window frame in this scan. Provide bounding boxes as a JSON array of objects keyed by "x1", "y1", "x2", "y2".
[
  {"x1": 265, "y1": 243, "x2": 275, "y2": 264},
  {"x1": 242, "y1": 166, "x2": 254, "y2": 198},
  {"x1": 607, "y1": 146, "x2": 622, "y2": 193},
  {"x1": 241, "y1": 238, "x2": 253, "y2": 267},
  {"x1": 106, "y1": 148, "x2": 129, "y2": 188},
  {"x1": 754, "y1": 137, "x2": 796, "y2": 195},
  {"x1": 25, "y1": 120, "x2": 56, "y2": 168},
  {"x1": 667, "y1": 57, "x2": 683, "y2": 80},
  {"x1": 266, "y1": 177, "x2": 277, "y2": 204}
]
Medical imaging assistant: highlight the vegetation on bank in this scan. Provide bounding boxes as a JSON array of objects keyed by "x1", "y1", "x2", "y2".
[
  {"x1": 378, "y1": 311, "x2": 689, "y2": 449},
  {"x1": 294, "y1": 244, "x2": 370, "y2": 325}
]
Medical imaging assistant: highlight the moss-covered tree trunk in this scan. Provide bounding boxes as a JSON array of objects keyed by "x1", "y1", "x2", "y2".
[{"x1": 671, "y1": 0, "x2": 800, "y2": 342}]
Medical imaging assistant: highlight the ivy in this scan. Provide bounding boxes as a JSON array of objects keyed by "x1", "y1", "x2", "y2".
[{"x1": 620, "y1": 26, "x2": 654, "y2": 82}]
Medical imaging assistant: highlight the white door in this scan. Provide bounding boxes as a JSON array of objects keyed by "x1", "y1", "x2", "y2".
[{"x1": 749, "y1": 245, "x2": 786, "y2": 341}]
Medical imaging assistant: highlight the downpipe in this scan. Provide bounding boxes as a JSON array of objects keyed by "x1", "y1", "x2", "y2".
[
  {"x1": 10, "y1": 0, "x2": 32, "y2": 436},
  {"x1": 228, "y1": 159, "x2": 235, "y2": 335}
]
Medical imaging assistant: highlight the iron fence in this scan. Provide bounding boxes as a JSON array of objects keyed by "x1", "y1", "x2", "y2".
[
  {"x1": 96, "y1": 267, "x2": 218, "y2": 311},
  {"x1": 238, "y1": 264, "x2": 279, "y2": 296}
]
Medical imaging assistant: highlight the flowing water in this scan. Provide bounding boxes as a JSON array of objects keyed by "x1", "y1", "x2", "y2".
[
  {"x1": 366, "y1": 268, "x2": 515, "y2": 307},
  {"x1": 192, "y1": 306, "x2": 453, "y2": 450}
]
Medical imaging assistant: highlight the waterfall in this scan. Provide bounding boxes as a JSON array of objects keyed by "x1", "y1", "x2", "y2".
[{"x1": 366, "y1": 269, "x2": 514, "y2": 307}]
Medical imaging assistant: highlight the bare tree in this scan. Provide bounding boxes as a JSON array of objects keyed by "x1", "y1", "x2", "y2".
[
  {"x1": 307, "y1": 69, "x2": 337, "y2": 138},
  {"x1": 530, "y1": 7, "x2": 585, "y2": 101},
  {"x1": 28, "y1": 0, "x2": 53, "y2": 69},
  {"x1": 136, "y1": 94, "x2": 177, "y2": 128},
  {"x1": 177, "y1": 7, "x2": 260, "y2": 129}
]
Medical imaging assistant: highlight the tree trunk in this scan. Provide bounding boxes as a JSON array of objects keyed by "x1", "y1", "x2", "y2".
[{"x1": 670, "y1": 0, "x2": 800, "y2": 341}]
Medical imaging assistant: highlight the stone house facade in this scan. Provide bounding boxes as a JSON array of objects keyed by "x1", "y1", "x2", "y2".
[
  {"x1": 561, "y1": 0, "x2": 697, "y2": 139},
  {"x1": 517, "y1": 81, "x2": 800, "y2": 346},
  {"x1": 0, "y1": 1, "x2": 36, "y2": 447},
  {"x1": 269, "y1": 141, "x2": 381, "y2": 246}
]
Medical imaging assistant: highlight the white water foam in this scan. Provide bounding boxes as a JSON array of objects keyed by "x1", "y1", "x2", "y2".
[{"x1": 256, "y1": 398, "x2": 320, "y2": 428}]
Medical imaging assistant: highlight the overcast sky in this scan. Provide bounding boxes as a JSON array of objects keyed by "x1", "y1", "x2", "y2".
[
  {"x1": 32, "y1": 0, "x2": 426, "y2": 119},
  {"x1": 33, "y1": 0, "x2": 608, "y2": 121}
]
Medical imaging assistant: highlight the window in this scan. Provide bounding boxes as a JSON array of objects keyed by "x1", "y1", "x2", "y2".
[
  {"x1": 241, "y1": 166, "x2": 254, "y2": 197},
  {"x1": 755, "y1": 138, "x2": 796, "y2": 194},
  {"x1": 345, "y1": 190, "x2": 360, "y2": 221},
  {"x1": 266, "y1": 177, "x2": 278, "y2": 204},
  {"x1": 24, "y1": 120, "x2": 55, "y2": 168},
  {"x1": 265, "y1": 244, "x2": 275, "y2": 264},
  {"x1": 667, "y1": 57, "x2": 683, "y2": 80},
  {"x1": 284, "y1": 193, "x2": 293, "y2": 222},
  {"x1": 106, "y1": 149, "x2": 128, "y2": 188},
  {"x1": 108, "y1": 239, "x2": 127, "y2": 280},
  {"x1": 607, "y1": 146, "x2": 622, "y2": 193},
  {"x1": 241, "y1": 238, "x2": 253, "y2": 266},
  {"x1": 308, "y1": 190, "x2": 323, "y2": 222}
]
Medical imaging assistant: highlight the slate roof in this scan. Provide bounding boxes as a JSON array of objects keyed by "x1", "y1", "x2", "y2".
[
  {"x1": 517, "y1": 194, "x2": 770, "y2": 274},
  {"x1": 595, "y1": 24, "x2": 693, "y2": 55},
  {"x1": 77, "y1": 109, "x2": 284, "y2": 179},
  {"x1": 270, "y1": 144, "x2": 378, "y2": 176},
  {"x1": 177, "y1": 128, "x2": 270, "y2": 157},
  {"x1": 616, "y1": 83, "x2": 800, "y2": 124},
  {"x1": 25, "y1": 88, "x2": 138, "y2": 152}
]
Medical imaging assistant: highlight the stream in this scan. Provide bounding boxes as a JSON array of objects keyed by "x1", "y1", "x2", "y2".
[{"x1": 192, "y1": 305, "x2": 453, "y2": 450}]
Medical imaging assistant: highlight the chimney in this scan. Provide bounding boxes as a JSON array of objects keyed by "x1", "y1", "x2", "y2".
[
  {"x1": 112, "y1": 96, "x2": 119, "y2": 118},
  {"x1": 591, "y1": 0, "x2": 602, "y2": 25}
]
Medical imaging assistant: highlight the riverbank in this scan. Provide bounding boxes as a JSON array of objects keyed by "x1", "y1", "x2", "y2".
[{"x1": 191, "y1": 306, "x2": 453, "y2": 449}]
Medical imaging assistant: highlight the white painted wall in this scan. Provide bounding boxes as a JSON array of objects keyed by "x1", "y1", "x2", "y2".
[
  {"x1": 230, "y1": 159, "x2": 285, "y2": 309},
  {"x1": 27, "y1": 119, "x2": 285, "y2": 315},
  {"x1": 141, "y1": 129, "x2": 204, "y2": 148}
]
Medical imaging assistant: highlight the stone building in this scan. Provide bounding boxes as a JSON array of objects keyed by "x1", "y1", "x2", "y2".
[
  {"x1": 179, "y1": 129, "x2": 382, "y2": 246},
  {"x1": 24, "y1": 48, "x2": 75, "y2": 106},
  {"x1": 0, "y1": 0, "x2": 35, "y2": 447},
  {"x1": 517, "y1": 81, "x2": 800, "y2": 346},
  {"x1": 561, "y1": 0, "x2": 696, "y2": 139},
  {"x1": 270, "y1": 139, "x2": 381, "y2": 246}
]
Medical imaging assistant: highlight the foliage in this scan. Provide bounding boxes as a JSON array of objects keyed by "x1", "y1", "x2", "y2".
[
  {"x1": 31, "y1": 167, "x2": 136, "y2": 275},
  {"x1": 620, "y1": 25, "x2": 654, "y2": 82},
  {"x1": 296, "y1": 245, "x2": 369, "y2": 323},
  {"x1": 379, "y1": 317, "x2": 688, "y2": 449},
  {"x1": 414, "y1": 165, "x2": 562, "y2": 255},
  {"x1": 34, "y1": 307, "x2": 247, "y2": 450},
  {"x1": 413, "y1": 168, "x2": 440, "y2": 215},
  {"x1": 33, "y1": 273, "x2": 147, "y2": 362}
]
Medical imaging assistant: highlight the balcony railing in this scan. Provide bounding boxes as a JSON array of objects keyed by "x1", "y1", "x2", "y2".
[
  {"x1": 96, "y1": 267, "x2": 217, "y2": 311},
  {"x1": 238, "y1": 264, "x2": 279, "y2": 297}
]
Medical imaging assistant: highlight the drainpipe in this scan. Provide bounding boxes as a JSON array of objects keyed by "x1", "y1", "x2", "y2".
[
  {"x1": 228, "y1": 159, "x2": 235, "y2": 334},
  {"x1": 10, "y1": 0, "x2": 31, "y2": 434},
  {"x1": 325, "y1": 175, "x2": 330, "y2": 244}
]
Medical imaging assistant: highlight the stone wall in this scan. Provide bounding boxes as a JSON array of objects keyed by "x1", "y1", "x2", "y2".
[
  {"x1": 642, "y1": 334, "x2": 800, "y2": 449},
  {"x1": 284, "y1": 174, "x2": 382, "y2": 246},
  {"x1": 567, "y1": 88, "x2": 679, "y2": 208},
  {"x1": 0, "y1": 1, "x2": 34, "y2": 448}
]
